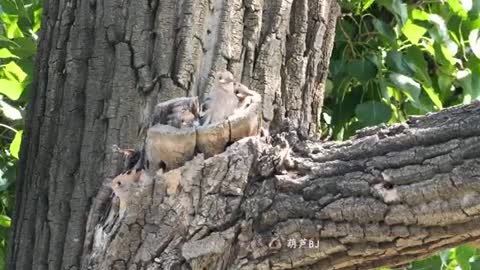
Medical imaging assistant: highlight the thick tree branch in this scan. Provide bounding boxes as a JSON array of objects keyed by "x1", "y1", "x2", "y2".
[{"x1": 83, "y1": 102, "x2": 480, "y2": 270}]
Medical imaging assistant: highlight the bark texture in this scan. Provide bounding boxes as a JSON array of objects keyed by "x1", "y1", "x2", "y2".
[
  {"x1": 83, "y1": 102, "x2": 480, "y2": 270},
  {"x1": 8, "y1": 0, "x2": 340, "y2": 269}
]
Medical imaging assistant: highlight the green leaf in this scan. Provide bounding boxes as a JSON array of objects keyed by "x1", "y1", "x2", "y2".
[
  {"x1": 404, "y1": 47, "x2": 431, "y2": 86},
  {"x1": 429, "y1": 14, "x2": 459, "y2": 56},
  {"x1": 439, "y1": 249, "x2": 452, "y2": 265},
  {"x1": 0, "y1": 48, "x2": 18, "y2": 59},
  {"x1": 361, "y1": 0, "x2": 375, "y2": 11},
  {"x1": 0, "y1": 215, "x2": 10, "y2": 228},
  {"x1": 0, "y1": 14, "x2": 24, "y2": 39},
  {"x1": 456, "y1": 245, "x2": 476, "y2": 270},
  {"x1": 32, "y1": 7, "x2": 42, "y2": 33},
  {"x1": 385, "y1": 51, "x2": 414, "y2": 76},
  {"x1": 372, "y1": 18, "x2": 397, "y2": 47},
  {"x1": 410, "y1": 9, "x2": 429, "y2": 21},
  {"x1": 411, "y1": 255, "x2": 443, "y2": 270},
  {"x1": 423, "y1": 86, "x2": 443, "y2": 109},
  {"x1": 9, "y1": 130, "x2": 22, "y2": 159},
  {"x1": 347, "y1": 59, "x2": 378, "y2": 82},
  {"x1": 469, "y1": 29, "x2": 480, "y2": 59},
  {"x1": 355, "y1": 100, "x2": 392, "y2": 126},
  {"x1": 457, "y1": 69, "x2": 480, "y2": 103},
  {"x1": 402, "y1": 19, "x2": 427, "y2": 44},
  {"x1": 388, "y1": 72, "x2": 421, "y2": 103},
  {"x1": 377, "y1": 0, "x2": 408, "y2": 26},
  {"x1": 0, "y1": 0, "x2": 19, "y2": 14},
  {"x1": 0, "y1": 79, "x2": 24, "y2": 100},
  {"x1": 9, "y1": 37, "x2": 36, "y2": 58},
  {"x1": 434, "y1": 42, "x2": 457, "y2": 66},
  {"x1": 0, "y1": 172, "x2": 10, "y2": 192},
  {"x1": 447, "y1": 0, "x2": 469, "y2": 18},
  {"x1": 0, "y1": 99, "x2": 22, "y2": 120},
  {"x1": 2, "y1": 61, "x2": 27, "y2": 82}
]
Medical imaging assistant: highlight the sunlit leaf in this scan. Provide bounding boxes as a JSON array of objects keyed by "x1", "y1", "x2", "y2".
[
  {"x1": 410, "y1": 9, "x2": 429, "y2": 21},
  {"x1": 0, "y1": 99, "x2": 22, "y2": 120},
  {"x1": 469, "y1": 29, "x2": 480, "y2": 59},
  {"x1": 0, "y1": 79, "x2": 24, "y2": 100},
  {"x1": 402, "y1": 19, "x2": 427, "y2": 44},
  {"x1": 0, "y1": 215, "x2": 10, "y2": 228},
  {"x1": 32, "y1": 8, "x2": 42, "y2": 33},
  {"x1": 0, "y1": 14, "x2": 24, "y2": 39},
  {"x1": 358, "y1": 0, "x2": 375, "y2": 12},
  {"x1": 423, "y1": 86, "x2": 443, "y2": 110},
  {"x1": 2, "y1": 61, "x2": 27, "y2": 82},
  {"x1": 388, "y1": 73, "x2": 421, "y2": 103},
  {"x1": 456, "y1": 245, "x2": 476, "y2": 270},
  {"x1": 9, "y1": 130, "x2": 22, "y2": 159},
  {"x1": 439, "y1": 249, "x2": 452, "y2": 265},
  {"x1": 457, "y1": 69, "x2": 480, "y2": 104},
  {"x1": 429, "y1": 14, "x2": 458, "y2": 55},
  {"x1": 434, "y1": 42, "x2": 457, "y2": 66},
  {"x1": 0, "y1": 48, "x2": 18, "y2": 59},
  {"x1": 447, "y1": 0, "x2": 469, "y2": 18}
]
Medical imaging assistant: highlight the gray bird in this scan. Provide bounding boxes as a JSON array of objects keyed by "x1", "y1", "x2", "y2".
[
  {"x1": 233, "y1": 82, "x2": 256, "y2": 110},
  {"x1": 167, "y1": 109, "x2": 197, "y2": 128},
  {"x1": 201, "y1": 70, "x2": 238, "y2": 125}
]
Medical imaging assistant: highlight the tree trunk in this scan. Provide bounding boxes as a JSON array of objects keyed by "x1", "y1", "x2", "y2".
[{"x1": 7, "y1": 0, "x2": 480, "y2": 269}]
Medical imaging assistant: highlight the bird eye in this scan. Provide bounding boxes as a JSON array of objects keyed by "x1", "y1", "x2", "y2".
[{"x1": 116, "y1": 181, "x2": 122, "y2": 187}]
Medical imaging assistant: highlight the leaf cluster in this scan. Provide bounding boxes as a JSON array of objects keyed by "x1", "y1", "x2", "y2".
[
  {"x1": 322, "y1": 0, "x2": 480, "y2": 141},
  {"x1": 0, "y1": 0, "x2": 41, "y2": 268}
]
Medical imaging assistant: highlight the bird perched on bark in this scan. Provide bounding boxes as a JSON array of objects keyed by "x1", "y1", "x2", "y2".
[
  {"x1": 110, "y1": 169, "x2": 142, "y2": 212},
  {"x1": 233, "y1": 82, "x2": 256, "y2": 111},
  {"x1": 201, "y1": 70, "x2": 238, "y2": 125},
  {"x1": 167, "y1": 109, "x2": 197, "y2": 128}
]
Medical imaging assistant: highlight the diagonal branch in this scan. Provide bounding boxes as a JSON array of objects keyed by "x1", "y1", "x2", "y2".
[{"x1": 82, "y1": 101, "x2": 480, "y2": 270}]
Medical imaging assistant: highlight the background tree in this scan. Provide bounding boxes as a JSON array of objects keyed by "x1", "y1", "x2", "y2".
[{"x1": 0, "y1": 0, "x2": 479, "y2": 269}]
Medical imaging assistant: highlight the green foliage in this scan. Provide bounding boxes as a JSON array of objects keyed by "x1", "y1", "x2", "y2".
[
  {"x1": 325, "y1": 0, "x2": 480, "y2": 268},
  {"x1": 382, "y1": 244, "x2": 480, "y2": 270},
  {"x1": 0, "y1": 0, "x2": 41, "y2": 268},
  {"x1": 323, "y1": 0, "x2": 480, "y2": 141}
]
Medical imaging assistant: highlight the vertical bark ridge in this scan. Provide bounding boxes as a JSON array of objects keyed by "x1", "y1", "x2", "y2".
[{"x1": 9, "y1": 0, "x2": 340, "y2": 269}]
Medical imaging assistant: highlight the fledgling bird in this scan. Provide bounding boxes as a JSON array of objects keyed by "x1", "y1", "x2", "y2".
[
  {"x1": 201, "y1": 70, "x2": 238, "y2": 125},
  {"x1": 167, "y1": 109, "x2": 197, "y2": 128},
  {"x1": 110, "y1": 169, "x2": 142, "y2": 212},
  {"x1": 233, "y1": 82, "x2": 256, "y2": 111}
]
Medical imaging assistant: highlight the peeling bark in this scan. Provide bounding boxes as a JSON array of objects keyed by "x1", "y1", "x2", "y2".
[{"x1": 8, "y1": 0, "x2": 480, "y2": 269}]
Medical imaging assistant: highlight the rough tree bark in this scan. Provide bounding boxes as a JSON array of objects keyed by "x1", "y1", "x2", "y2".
[{"x1": 7, "y1": 0, "x2": 480, "y2": 269}]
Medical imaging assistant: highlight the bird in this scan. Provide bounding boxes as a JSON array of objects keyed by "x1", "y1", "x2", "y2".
[
  {"x1": 110, "y1": 169, "x2": 142, "y2": 212},
  {"x1": 167, "y1": 109, "x2": 198, "y2": 128},
  {"x1": 201, "y1": 70, "x2": 238, "y2": 125},
  {"x1": 233, "y1": 82, "x2": 256, "y2": 111}
]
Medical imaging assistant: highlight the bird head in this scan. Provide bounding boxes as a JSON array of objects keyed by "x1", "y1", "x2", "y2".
[{"x1": 215, "y1": 70, "x2": 235, "y2": 84}]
